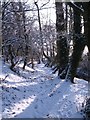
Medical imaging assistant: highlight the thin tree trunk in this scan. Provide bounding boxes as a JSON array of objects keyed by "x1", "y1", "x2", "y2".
[
  {"x1": 52, "y1": 43, "x2": 55, "y2": 57},
  {"x1": 31, "y1": 56, "x2": 34, "y2": 69},
  {"x1": 35, "y1": 2, "x2": 43, "y2": 62},
  {"x1": 8, "y1": 45, "x2": 16, "y2": 70}
]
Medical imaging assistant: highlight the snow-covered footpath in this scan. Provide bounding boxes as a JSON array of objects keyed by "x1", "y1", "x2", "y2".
[{"x1": 0, "y1": 60, "x2": 88, "y2": 118}]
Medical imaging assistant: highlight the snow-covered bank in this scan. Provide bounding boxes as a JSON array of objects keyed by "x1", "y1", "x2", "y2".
[{"x1": 0, "y1": 60, "x2": 88, "y2": 118}]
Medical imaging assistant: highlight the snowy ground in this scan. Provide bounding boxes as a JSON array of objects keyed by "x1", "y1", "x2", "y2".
[{"x1": 0, "y1": 60, "x2": 88, "y2": 118}]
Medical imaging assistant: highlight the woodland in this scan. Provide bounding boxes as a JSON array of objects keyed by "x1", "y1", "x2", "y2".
[{"x1": 1, "y1": 0, "x2": 90, "y2": 119}]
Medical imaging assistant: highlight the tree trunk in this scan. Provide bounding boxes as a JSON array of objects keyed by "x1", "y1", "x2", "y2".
[
  {"x1": 55, "y1": 2, "x2": 69, "y2": 75},
  {"x1": 31, "y1": 56, "x2": 34, "y2": 69},
  {"x1": 83, "y1": 2, "x2": 90, "y2": 53},
  {"x1": 8, "y1": 45, "x2": 16, "y2": 70},
  {"x1": 35, "y1": 2, "x2": 43, "y2": 62},
  {"x1": 65, "y1": 2, "x2": 86, "y2": 83},
  {"x1": 23, "y1": 45, "x2": 28, "y2": 70}
]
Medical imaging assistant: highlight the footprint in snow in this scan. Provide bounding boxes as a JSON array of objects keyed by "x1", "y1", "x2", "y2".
[
  {"x1": 35, "y1": 105, "x2": 38, "y2": 109},
  {"x1": 12, "y1": 112, "x2": 15, "y2": 115}
]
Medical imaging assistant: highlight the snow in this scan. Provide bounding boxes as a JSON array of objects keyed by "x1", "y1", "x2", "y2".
[
  {"x1": 83, "y1": 46, "x2": 88, "y2": 55},
  {"x1": 0, "y1": 59, "x2": 88, "y2": 118}
]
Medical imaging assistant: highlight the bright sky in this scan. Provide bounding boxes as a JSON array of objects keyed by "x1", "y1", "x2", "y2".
[{"x1": 27, "y1": 0, "x2": 56, "y2": 24}]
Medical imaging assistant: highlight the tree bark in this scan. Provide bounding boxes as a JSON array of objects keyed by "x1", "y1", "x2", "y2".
[
  {"x1": 65, "y1": 2, "x2": 86, "y2": 83},
  {"x1": 55, "y1": 2, "x2": 69, "y2": 75},
  {"x1": 82, "y1": 2, "x2": 90, "y2": 52}
]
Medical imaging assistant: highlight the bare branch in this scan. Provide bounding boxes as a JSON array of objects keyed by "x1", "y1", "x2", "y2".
[
  {"x1": 2, "y1": 0, "x2": 11, "y2": 9},
  {"x1": 67, "y1": 2, "x2": 84, "y2": 14},
  {"x1": 8, "y1": 6, "x2": 55, "y2": 13},
  {"x1": 40, "y1": 0, "x2": 50, "y2": 9}
]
